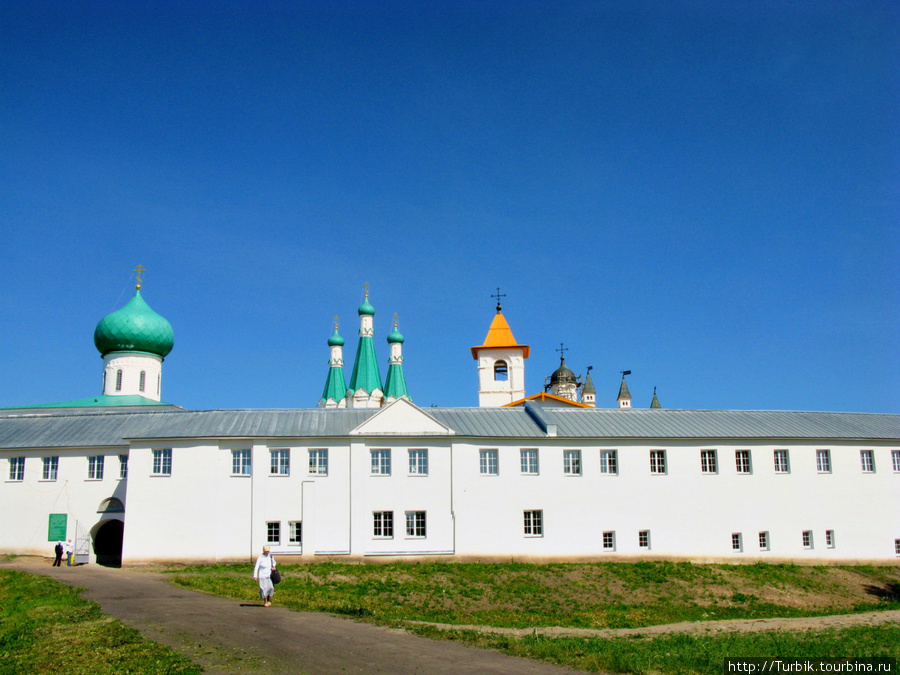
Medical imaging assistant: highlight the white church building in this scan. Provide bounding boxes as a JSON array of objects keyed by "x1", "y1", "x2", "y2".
[{"x1": 1, "y1": 279, "x2": 898, "y2": 565}]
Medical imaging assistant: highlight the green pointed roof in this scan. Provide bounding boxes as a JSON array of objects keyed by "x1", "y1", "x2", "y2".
[
  {"x1": 582, "y1": 370, "x2": 596, "y2": 394},
  {"x1": 348, "y1": 335, "x2": 383, "y2": 395},
  {"x1": 650, "y1": 388, "x2": 661, "y2": 409},
  {"x1": 617, "y1": 376, "x2": 631, "y2": 400},
  {"x1": 384, "y1": 362, "x2": 410, "y2": 401},
  {"x1": 320, "y1": 366, "x2": 348, "y2": 404},
  {"x1": 94, "y1": 289, "x2": 174, "y2": 358}
]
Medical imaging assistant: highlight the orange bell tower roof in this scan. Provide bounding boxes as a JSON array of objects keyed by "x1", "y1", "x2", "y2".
[{"x1": 471, "y1": 310, "x2": 530, "y2": 359}]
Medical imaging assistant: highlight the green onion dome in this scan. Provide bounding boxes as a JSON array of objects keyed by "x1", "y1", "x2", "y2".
[
  {"x1": 358, "y1": 297, "x2": 375, "y2": 316},
  {"x1": 94, "y1": 289, "x2": 174, "y2": 358},
  {"x1": 387, "y1": 327, "x2": 404, "y2": 344},
  {"x1": 328, "y1": 329, "x2": 345, "y2": 347}
]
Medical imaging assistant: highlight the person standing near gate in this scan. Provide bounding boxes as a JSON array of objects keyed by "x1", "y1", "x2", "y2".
[
  {"x1": 53, "y1": 541, "x2": 63, "y2": 566},
  {"x1": 64, "y1": 539, "x2": 74, "y2": 566}
]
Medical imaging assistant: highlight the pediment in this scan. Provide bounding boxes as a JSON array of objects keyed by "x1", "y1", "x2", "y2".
[{"x1": 350, "y1": 398, "x2": 454, "y2": 435}]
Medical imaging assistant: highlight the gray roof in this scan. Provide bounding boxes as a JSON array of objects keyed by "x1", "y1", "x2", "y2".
[{"x1": 0, "y1": 405, "x2": 897, "y2": 449}]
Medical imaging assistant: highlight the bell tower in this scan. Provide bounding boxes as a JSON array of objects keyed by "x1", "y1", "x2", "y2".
[{"x1": 470, "y1": 290, "x2": 529, "y2": 407}]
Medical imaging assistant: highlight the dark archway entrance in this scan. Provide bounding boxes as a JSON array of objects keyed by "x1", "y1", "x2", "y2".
[{"x1": 94, "y1": 519, "x2": 124, "y2": 567}]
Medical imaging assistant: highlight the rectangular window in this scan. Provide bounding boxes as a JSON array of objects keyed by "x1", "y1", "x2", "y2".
[
  {"x1": 759, "y1": 531, "x2": 770, "y2": 551},
  {"x1": 88, "y1": 455, "x2": 104, "y2": 480},
  {"x1": 650, "y1": 450, "x2": 666, "y2": 475},
  {"x1": 371, "y1": 449, "x2": 391, "y2": 475},
  {"x1": 373, "y1": 511, "x2": 394, "y2": 538},
  {"x1": 802, "y1": 530, "x2": 813, "y2": 549},
  {"x1": 119, "y1": 455, "x2": 128, "y2": 479},
  {"x1": 860, "y1": 450, "x2": 874, "y2": 473},
  {"x1": 639, "y1": 530, "x2": 651, "y2": 549},
  {"x1": 152, "y1": 449, "x2": 172, "y2": 476},
  {"x1": 9, "y1": 457, "x2": 25, "y2": 481},
  {"x1": 563, "y1": 450, "x2": 582, "y2": 476},
  {"x1": 774, "y1": 449, "x2": 790, "y2": 474},
  {"x1": 893, "y1": 450, "x2": 900, "y2": 473},
  {"x1": 524, "y1": 510, "x2": 543, "y2": 536},
  {"x1": 289, "y1": 521, "x2": 302, "y2": 545},
  {"x1": 816, "y1": 449, "x2": 831, "y2": 473},
  {"x1": 270, "y1": 449, "x2": 290, "y2": 475},
  {"x1": 603, "y1": 531, "x2": 616, "y2": 551},
  {"x1": 309, "y1": 449, "x2": 328, "y2": 476},
  {"x1": 825, "y1": 530, "x2": 835, "y2": 548},
  {"x1": 520, "y1": 449, "x2": 539, "y2": 475},
  {"x1": 732, "y1": 533, "x2": 743, "y2": 551},
  {"x1": 232, "y1": 449, "x2": 251, "y2": 475},
  {"x1": 735, "y1": 450, "x2": 752, "y2": 474},
  {"x1": 266, "y1": 521, "x2": 280, "y2": 545},
  {"x1": 42, "y1": 456, "x2": 59, "y2": 481},
  {"x1": 700, "y1": 449, "x2": 718, "y2": 474},
  {"x1": 895, "y1": 539, "x2": 900, "y2": 556},
  {"x1": 405, "y1": 511, "x2": 426, "y2": 538},
  {"x1": 479, "y1": 449, "x2": 498, "y2": 475},
  {"x1": 600, "y1": 450, "x2": 618, "y2": 475},
  {"x1": 408, "y1": 449, "x2": 428, "y2": 475}
]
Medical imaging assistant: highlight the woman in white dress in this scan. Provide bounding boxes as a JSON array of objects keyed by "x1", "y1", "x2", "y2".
[{"x1": 252, "y1": 545, "x2": 276, "y2": 607}]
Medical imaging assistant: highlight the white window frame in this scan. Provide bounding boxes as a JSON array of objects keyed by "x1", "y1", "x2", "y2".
[
  {"x1": 289, "y1": 521, "x2": 302, "y2": 545},
  {"x1": 816, "y1": 449, "x2": 831, "y2": 473},
  {"x1": 270, "y1": 449, "x2": 290, "y2": 476},
  {"x1": 231, "y1": 449, "x2": 251, "y2": 476},
  {"x1": 266, "y1": 521, "x2": 280, "y2": 546},
  {"x1": 520, "y1": 449, "x2": 539, "y2": 475},
  {"x1": 600, "y1": 450, "x2": 618, "y2": 475},
  {"x1": 479, "y1": 449, "x2": 498, "y2": 476},
  {"x1": 802, "y1": 530, "x2": 814, "y2": 549},
  {"x1": 602, "y1": 531, "x2": 616, "y2": 551},
  {"x1": 860, "y1": 450, "x2": 874, "y2": 473},
  {"x1": 42, "y1": 456, "x2": 59, "y2": 481},
  {"x1": 309, "y1": 449, "x2": 328, "y2": 476},
  {"x1": 650, "y1": 449, "x2": 666, "y2": 475},
  {"x1": 825, "y1": 530, "x2": 835, "y2": 549},
  {"x1": 735, "y1": 450, "x2": 752, "y2": 474},
  {"x1": 152, "y1": 449, "x2": 172, "y2": 476},
  {"x1": 759, "y1": 531, "x2": 770, "y2": 551},
  {"x1": 700, "y1": 449, "x2": 717, "y2": 474},
  {"x1": 732, "y1": 533, "x2": 743, "y2": 552},
  {"x1": 524, "y1": 510, "x2": 543, "y2": 537},
  {"x1": 9, "y1": 457, "x2": 25, "y2": 481},
  {"x1": 373, "y1": 511, "x2": 394, "y2": 538},
  {"x1": 408, "y1": 449, "x2": 428, "y2": 476},
  {"x1": 774, "y1": 449, "x2": 790, "y2": 474},
  {"x1": 892, "y1": 450, "x2": 900, "y2": 473},
  {"x1": 563, "y1": 450, "x2": 582, "y2": 476},
  {"x1": 895, "y1": 538, "x2": 900, "y2": 556},
  {"x1": 371, "y1": 449, "x2": 391, "y2": 476},
  {"x1": 119, "y1": 454, "x2": 128, "y2": 480},
  {"x1": 405, "y1": 511, "x2": 426, "y2": 538},
  {"x1": 88, "y1": 455, "x2": 104, "y2": 480},
  {"x1": 638, "y1": 530, "x2": 651, "y2": 549}
]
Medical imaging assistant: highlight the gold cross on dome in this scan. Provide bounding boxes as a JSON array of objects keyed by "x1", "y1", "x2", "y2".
[{"x1": 134, "y1": 264, "x2": 146, "y2": 289}]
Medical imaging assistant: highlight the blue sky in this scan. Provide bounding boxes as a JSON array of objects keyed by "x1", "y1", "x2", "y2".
[{"x1": 1, "y1": 1, "x2": 897, "y2": 412}]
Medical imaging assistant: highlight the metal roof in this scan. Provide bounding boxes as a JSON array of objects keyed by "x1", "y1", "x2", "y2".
[{"x1": 0, "y1": 406, "x2": 897, "y2": 450}]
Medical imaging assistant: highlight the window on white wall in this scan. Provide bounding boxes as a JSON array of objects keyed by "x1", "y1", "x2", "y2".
[
  {"x1": 895, "y1": 539, "x2": 900, "y2": 556},
  {"x1": 603, "y1": 531, "x2": 616, "y2": 551},
  {"x1": 289, "y1": 521, "x2": 302, "y2": 545},
  {"x1": 479, "y1": 449, "x2": 498, "y2": 475},
  {"x1": 892, "y1": 450, "x2": 900, "y2": 473},
  {"x1": 825, "y1": 530, "x2": 835, "y2": 548},
  {"x1": 816, "y1": 449, "x2": 831, "y2": 473},
  {"x1": 860, "y1": 450, "x2": 874, "y2": 473},
  {"x1": 759, "y1": 531, "x2": 770, "y2": 551},
  {"x1": 639, "y1": 530, "x2": 651, "y2": 549},
  {"x1": 774, "y1": 449, "x2": 790, "y2": 474},
  {"x1": 650, "y1": 450, "x2": 666, "y2": 475},
  {"x1": 139, "y1": 370, "x2": 146, "y2": 392},
  {"x1": 494, "y1": 360, "x2": 508, "y2": 381},
  {"x1": 119, "y1": 455, "x2": 128, "y2": 479},
  {"x1": 309, "y1": 449, "x2": 328, "y2": 475},
  {"x1": 232, "y1": 449, "x2": 251, "y2": 476},
  {"x1": 520, "y1": 449, "x2": 539, "y2": 475},
  {"x1": 600, "y1": 450, "x2": 618, "y2": 475},
  {"x1": 408, "y1": 449, "x2": 428, "y2": 475},
  {"x1": 373, "y1": 511, "x2": 393, "y2": 538},
  {"x1": 88, "y1": 455, "x2": 104, "y2": 480},
  {"x1": 524, "y1": 510, "x2": 543, "y2": 536},
  {"x1": 152, "y1": 449, "x2": 172, "y2": 476},
  {"x1": 802, "y1": 530, "x2": 814, "y2": 549},
  {"x1": 405, "y1": 511, "x2": 426, "y2": 538},
  {"x1": 563, "y1": 450, "x2": 582, "y2": 476},
  {"x1": 42, "y1": 456, "x2": 59, "y2": 481},
  {"x1": 266, "y1": 521, "x2": 280, "y2": 545},
  {"x1": 732, "y1": 533, "x2": 743, "y2": 551},
  {"x1": 115, "y1": 369, "x2": 123, "y2": 391},
  {"x1": 9, "y1": 457, "x2": 25, "y2": 481},
  {"x1": 700, "y1": 450, "x2": 717, "y2": 474},
  {"x1": 735, "y1": 450, "x2": 752, "y2": 474},
  {"x1": 270, "y1": 449, "x2": 290, "y2": 475},
  {"x1": 371, "y1": 449, "x2": 391, "y2": 475}
]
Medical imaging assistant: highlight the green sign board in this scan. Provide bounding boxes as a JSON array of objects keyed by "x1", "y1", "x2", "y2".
[{"x1": 48, "y1": 514, "x2": 67, "y2": 541}]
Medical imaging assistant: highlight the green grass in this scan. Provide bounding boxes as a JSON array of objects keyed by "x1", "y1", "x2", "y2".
[{"x1": 0, "y1": 570, "x2": 200, "y2": 675}]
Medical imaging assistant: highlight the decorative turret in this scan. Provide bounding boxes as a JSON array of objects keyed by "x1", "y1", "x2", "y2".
[
  {"x1": 383, "y1": 314, "x2": 410, "y2": 403},
  {"x1": 582, "y1": 366, "x2": 596, "y2": 407},
  {"x1": 545, "y1": 344, "x2": 580, "y2": 402},
  {"x1": 617, "y1": 370, "x2": 632, "y2": 409},
  {"x1": 650, "y1": 387, "x2": 661, "y2": 409},
  {"x1": 471, "y1": 289, "x2": 529, "y2": 407},
  {"x1": 318, "y1": 318, "x2": 348, "y2": 408},
  {"x1": 94, "y1": 266, "x2": 173, "y2": 402},
  {"x1": 346, "y1": 284, "x2": 384, "y2": 408}
]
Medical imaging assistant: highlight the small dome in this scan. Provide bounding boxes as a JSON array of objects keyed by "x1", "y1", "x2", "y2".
[
  {"x1": 387, "y1": 327, "x2": 404, "y2": 344},
  {"x1": 549, "y1": 357, "x2": 577, "y2": 385},
  {"x1": 94, "y1": 290, "x2": 174, "y2": 358},
  {"x1": 358, "y1": 297, "x2": 375, "y2": 316},
  {"x1": 328, "y1": 329, "x2": 345, "y2": 347}
]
